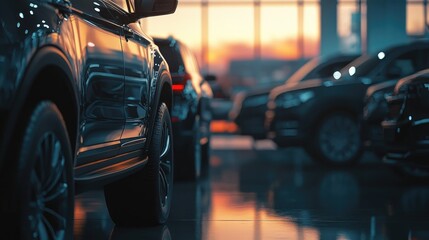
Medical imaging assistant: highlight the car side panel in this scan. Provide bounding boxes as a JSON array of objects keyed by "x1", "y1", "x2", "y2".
[
  {"x1": 120, "y1": 22, "x2": 152, "y2": 151},
  {"x1": 71, "y1": 0, "x2": 125, "y2": 164}
]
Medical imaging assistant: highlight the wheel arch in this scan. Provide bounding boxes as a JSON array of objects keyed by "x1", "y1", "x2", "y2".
[
  {"x1": 4, "y1": 46, "x2": 79, "y2": 161},
  {"x1": 145, "y1": 68, "x2": 173, "y2": 152}
]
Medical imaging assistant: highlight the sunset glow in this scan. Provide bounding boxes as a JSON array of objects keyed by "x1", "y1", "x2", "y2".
[{"x1": 144, "y1": 1, "x2": 322, "y2": 74}]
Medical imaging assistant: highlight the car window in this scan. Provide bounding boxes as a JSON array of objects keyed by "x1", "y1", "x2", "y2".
[
  {"x1": 340, "y1": 54, "x2": 378, "y2": 78},
  {"x1": 317, "y1": 61, "x2": 353, "y2": 78},
  {"x1": 384, "y1": 50, "x2": 420, "y2": 78},
  {"x1": 285, "y1": 58, "x2": 317, "y2": 85},
  {"x1": 109, "y1": 0, "x2": 130, "y2": 12},
  {"x1": 158, "y1": 43, "x2": 183, "y2": 73}
]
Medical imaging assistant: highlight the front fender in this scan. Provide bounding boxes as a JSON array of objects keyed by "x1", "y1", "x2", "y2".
[{"x1": 145, "y1": 58, "x2": 172, "y2": 152}]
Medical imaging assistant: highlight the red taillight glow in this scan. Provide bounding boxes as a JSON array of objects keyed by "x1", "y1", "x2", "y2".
[
  {"x1": 172, "y1": 84, "x2": 185, "y2": 92},
  {"x1": 172, "y1": 72, "x2": 191, "y2": 93},
  {"x1": 171, "y1": 116, "x2": 180, "y2": 122}
]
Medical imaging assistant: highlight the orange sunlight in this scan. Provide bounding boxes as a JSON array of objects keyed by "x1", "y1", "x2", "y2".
[
  {"x1": 208, "y1": 191, "x2": 320, "y2": 239},
  {"x1": 144, "y1": 2, "x2": 321, "y2": 74}
]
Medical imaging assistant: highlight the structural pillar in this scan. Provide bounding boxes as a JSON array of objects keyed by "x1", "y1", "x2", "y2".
[
  {"x1": 320, "y1": 0, "x2": 340, "y2": 56},
  {"x1": 366, "y1": 0, "x2": 407, "y2": 53}
]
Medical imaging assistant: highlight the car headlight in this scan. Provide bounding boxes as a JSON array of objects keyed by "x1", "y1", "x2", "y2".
[
  {"x1": 242, "y1": 94, "x2": 269, "y2": 108},
  {"x1": 275, "y1": 90, "x2": 314, "y2": 109}
]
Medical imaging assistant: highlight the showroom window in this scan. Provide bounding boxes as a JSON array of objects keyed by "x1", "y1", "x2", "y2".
[
  {"x1": 142, "y1": 0, "x2": 321, "y2": 74},
  {"x1": 406, "y1": 0, "x2": 429, "y2": 36}
]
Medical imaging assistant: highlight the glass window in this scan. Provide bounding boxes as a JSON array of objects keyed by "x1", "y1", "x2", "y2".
[
  {"x1": 384, "y1": 50, "x2": 425, "y2": 78},
  {"x1": 337, "y1": 1, "x2": 361, "y2": 53},
  {"x1": 260, "y1": 5, "x2": 299, "y2": 59},
  {"x1": 144, "y1": 4, "x2": 202, "y2": 66},
  {"x1": 110, "y1": 0, "x2": 129, "y2": 12},
  {"x1": 303, "y1": 3, "x2": 320, "y2": 57},
  {"x1": 208, "y1": 5, "x2": 254, "y2": 73},
  {"x1": 407, "y1": 3, "x2": 425, "y2": 35},
  {"x1": 157, "y1": 43, "x2": 183, "y2": 73}
]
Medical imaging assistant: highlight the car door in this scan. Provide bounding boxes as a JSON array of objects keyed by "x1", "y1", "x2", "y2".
[
  {"x1": 71, "y1": 0, "x2": 126, "y2": 164},
  {"x1": 120, "y1": 19, "x2": 152, "y2": 153}
]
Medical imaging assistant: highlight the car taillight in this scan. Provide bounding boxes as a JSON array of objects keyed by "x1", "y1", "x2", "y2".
[
  {"x1": 172, "y1": 72, "x2": 192, "y2": 93},
  {"x1": 172, "y1": 84, "x2": 184, "y2": 92}
]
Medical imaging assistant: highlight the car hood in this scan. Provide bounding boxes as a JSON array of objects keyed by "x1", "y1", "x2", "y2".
[
  {"x1": 269, "y1": 78, "x2": 324, "y2": 99},
  {"x1": 269, "y1": 76, "x2": 374, "y2": 100},
  {"x1": 243, "y1": 84, "x2": 282, "y2": 99}
]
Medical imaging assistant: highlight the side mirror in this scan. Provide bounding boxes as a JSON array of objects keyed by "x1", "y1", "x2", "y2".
[
  {"x1": 204, "y1": 74, "x2": 217, "y2": 82},
  {"x1": 132, "y1": 0, "x2": 178, "y2": 20}
]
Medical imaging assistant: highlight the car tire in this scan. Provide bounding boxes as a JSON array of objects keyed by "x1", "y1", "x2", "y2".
[
  {"x1": 104, "y1": 103, "x2": 174, "y2": 226},
  {"x1": 175, "y1": 116, "x2": 201, "y2": 181},
  {"x1": 308, "y1": 112, "x2": 363, "y2": 166},
  {"x1": 16, "y1": 101, "x2": 74, "y2": 240}
]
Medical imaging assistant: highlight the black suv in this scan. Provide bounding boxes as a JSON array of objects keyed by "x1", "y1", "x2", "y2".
[
  {"x1": 154, "y1": 37, "x2": 214, "y2": 181},
  {"x1": 0, "y1": 0, "x2": 177, "y2": 238},
  {"x1": 266, "y1": 41, "x2": 429, "y2": 166},
  {"x1": 229, "y1": 54, "x2": 357, "y2": 140},
  {"x1": 382, "y1": 69, "x2": 429, "y2": 178}
]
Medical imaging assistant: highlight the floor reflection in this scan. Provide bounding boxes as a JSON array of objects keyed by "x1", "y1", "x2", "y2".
[{"x1": 74, "y1": 136, "x2": 429, "y2": 240}]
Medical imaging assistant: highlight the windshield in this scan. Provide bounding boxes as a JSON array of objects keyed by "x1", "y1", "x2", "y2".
[
  {"x1": 286, "y1": 58, "x2": 320, "y2": 85},
  {"x1": 339, "y1": 54, "x2": 380, "y2": 79}
]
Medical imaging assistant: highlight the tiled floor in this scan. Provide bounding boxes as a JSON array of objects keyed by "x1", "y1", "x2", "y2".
[{"x1": 74, "y1": 135, "x2": 429, "y2": 240}]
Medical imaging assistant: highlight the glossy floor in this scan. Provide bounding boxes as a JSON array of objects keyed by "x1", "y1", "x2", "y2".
[{"x1": 74, "y1": 135, "x2": 429, "y2": 240}]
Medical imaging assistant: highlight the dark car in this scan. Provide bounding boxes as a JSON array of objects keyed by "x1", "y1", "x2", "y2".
[
  {"x1": 362, "y1": 79, "x2": 399, "y2": 156},
  {"x1": 229, "y1": 54, "x2": 358, "y2": 140},
  {"x1": 0, "y1": 0, "x2": 177, "y2": 238},
  {"x1": 382, "y1": 69, "x2": 429, "y2": 179},
  {"x1": 154, "y1": 37, "x2": 214, "y2": 181},
  {"x1": 266, "y1": 41, "x2": 429, "y2": 166}
]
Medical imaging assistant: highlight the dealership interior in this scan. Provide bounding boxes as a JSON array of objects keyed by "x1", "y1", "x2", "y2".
[
  {"x1": 70, "y1": 1, "x2": 429, "y2": 240},
  {"x1": 2, "y1": 0, "x2": 429, "y2": 239}
]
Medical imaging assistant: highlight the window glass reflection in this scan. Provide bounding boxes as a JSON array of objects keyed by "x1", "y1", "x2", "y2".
[
  {"x1": 144, "y1": 4, "x2": 202, "y2": 64},
  {"x1": 337, "y1": 2, "x2": 361, "y2": 53},
  {"x1": 208, "y1": 6, "x2": 254, "y2": 73},
  {"x1": 261, "y1": 6, "x2": 298, "y2": 59},
  {"x1": 303, "y1": 3, "x2": 320, "y2": 57},
  {"x1": 407, "y1": 3, "x2": 425, "y2": 35}
]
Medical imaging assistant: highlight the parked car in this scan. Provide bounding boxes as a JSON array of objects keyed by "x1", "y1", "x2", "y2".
[
  {"x1": 154, "y1": 37, "x2": 214, "y2": 181},
  {"x1": 266, "y1": 41, "x2": 429, "y2": 166},
  {"x1": 363, "y1": 79, "x2": 399, "y2": 157},
  {"x1": 230, "y1": 54, "x2": 358, "y2": 140},
  {"x1": 382, "y1": 69, "x2": 429, "y2": 179},
  {"x1": 0, "y1": 0, "x2": 177, "y2": 238}
]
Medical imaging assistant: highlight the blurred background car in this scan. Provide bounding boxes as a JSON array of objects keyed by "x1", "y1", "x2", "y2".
[
  {"x1": 155, "y1": 36, "x2": 214, "y2": 181},
  {"x1": 382, "y1": 69, "x2": 429, "y2": 179},
  {"x1": 229, "y1": 54, "x2": 358, "y2": 140},
  {"x1": 266, "y1": 41, "x2": 429, "y2": 166},
  {"x1": 362, "y1": 79, "x2": 399, "y2": 157}
]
